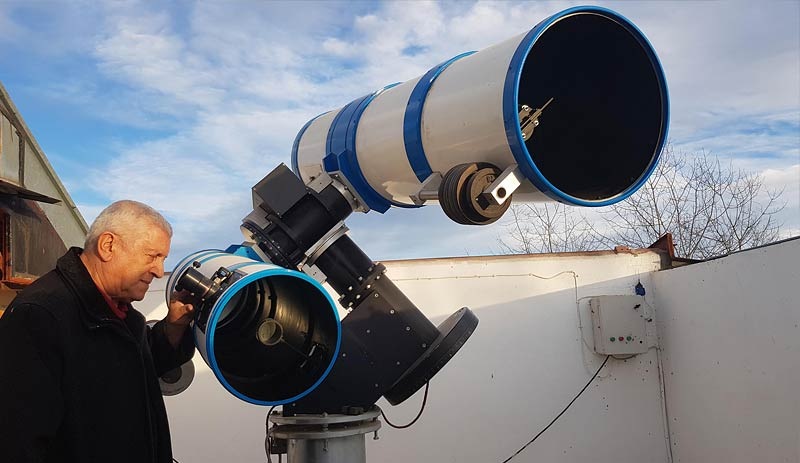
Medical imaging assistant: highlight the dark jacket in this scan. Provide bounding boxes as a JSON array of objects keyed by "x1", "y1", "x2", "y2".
[{"x1": 0, "y1": 247, "x2": 195, "y2": 463}]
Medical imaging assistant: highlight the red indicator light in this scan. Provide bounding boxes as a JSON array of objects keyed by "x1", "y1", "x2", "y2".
[{"x1": 618, "y1": 336, "x2": 624, "y2": 342}]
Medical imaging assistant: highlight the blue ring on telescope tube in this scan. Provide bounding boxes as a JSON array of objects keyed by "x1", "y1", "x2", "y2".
[
  {"x1": 375, "y1": 82, "x2": 419, "y2": 209},
  {"x1": 403, "y1": 51, "x2": 476, "y2": 183},
  {"x1": 205, "y1": 264, "x2": 342, "y2": 406},
  {"x1": 291, "y1": 112, "x2": 328, "y2": 177},
  {"x1": 324, "y1": 83, "x2": 413, "y2": 212},
  {"x1": 502, "y1": 5, "x2": 669, "y2": 207},
  {"x1": 324, "y1": 94, "x2": 392, "y2": 212}
]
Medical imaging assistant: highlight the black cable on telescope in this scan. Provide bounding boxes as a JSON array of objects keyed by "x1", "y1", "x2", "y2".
[{"x1": 381, "y1": 382, "x2": 430, "y2": 429}]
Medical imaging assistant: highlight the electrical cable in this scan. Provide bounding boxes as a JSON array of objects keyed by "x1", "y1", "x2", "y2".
[
  {"x1": 265, "y1": 405, "x2": 277, "y2": 463},
  {"x1": 381, "y1": 381, "x2": 430, "y2": 429},
  {"x1": 500, "y1": 355, "x2": 611, "y2": 463}
]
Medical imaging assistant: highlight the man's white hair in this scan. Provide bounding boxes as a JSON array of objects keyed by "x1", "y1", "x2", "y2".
[{"x1": 84, "y1": 200, "x2": 173, "y2": 252}]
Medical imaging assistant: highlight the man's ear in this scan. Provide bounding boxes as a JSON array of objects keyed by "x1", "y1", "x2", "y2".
[{"x1": 95, "y1": 232, "x2": 117, "y2": 262}]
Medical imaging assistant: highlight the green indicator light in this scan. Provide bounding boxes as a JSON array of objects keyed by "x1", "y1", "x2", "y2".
[
  {"x1": 626, "y1": 336, "x2": 632, "y2": 341},
  {"x1": 610, "y1": 337, "x2": 616, "y2": 342}
]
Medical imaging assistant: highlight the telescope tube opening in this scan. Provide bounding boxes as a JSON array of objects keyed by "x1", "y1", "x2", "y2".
[
  {"x1": 171, "y1": 250, "x2": 341, "y2": 406},
  {"x1": 210, "y1": 275, "x2": 339, "y2": 404},
  {"x1": 512, "y1": 9, "x2": 668, "y2": 204}
]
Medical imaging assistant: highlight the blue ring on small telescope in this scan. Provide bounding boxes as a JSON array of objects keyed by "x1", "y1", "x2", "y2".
[{"x1": 205, "y1": 265, "x2": 342, "y2": 406}]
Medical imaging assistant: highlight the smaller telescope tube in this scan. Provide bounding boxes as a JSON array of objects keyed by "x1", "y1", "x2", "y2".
[{"x1": 167, "y1": 250, "x2": 342, "y2": 406}]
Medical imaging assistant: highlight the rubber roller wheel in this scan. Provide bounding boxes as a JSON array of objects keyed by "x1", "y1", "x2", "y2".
[
  {"x1": 439, "y1": 163, "x2": 479, "y2": 225},
  {"x1": 439, "y1": 163, "x2": 511, "y2": 225}
]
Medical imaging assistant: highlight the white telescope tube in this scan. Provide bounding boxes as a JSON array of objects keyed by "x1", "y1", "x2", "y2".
[{"x1": 292, "y1": 6, "x2": 669, "y2": 213}]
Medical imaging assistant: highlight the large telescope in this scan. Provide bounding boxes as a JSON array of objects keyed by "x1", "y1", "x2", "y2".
[
  {"x1": 292, "y1": 5, "x2": 668, "y2": 224},
  {"x1": 168, "y1": 6, "x2": 668, "y2": 463}
]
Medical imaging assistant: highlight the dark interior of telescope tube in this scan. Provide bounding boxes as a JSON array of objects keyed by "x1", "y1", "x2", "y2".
[
  {"x1": 520, "y1": 12, "x2": 665, "y2": 201},
  {"x1": 211, "y1": 276, "x2": 339, "y2": 402}
]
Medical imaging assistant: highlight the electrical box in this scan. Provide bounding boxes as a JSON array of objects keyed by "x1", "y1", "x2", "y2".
[{"x1": 590, "y1": 295, "x2": 648, "y2": 355}]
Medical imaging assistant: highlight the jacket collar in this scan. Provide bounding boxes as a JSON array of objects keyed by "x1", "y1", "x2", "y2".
[{"x1": 56, "y1": 247, "x2": 145, "y2": 331}]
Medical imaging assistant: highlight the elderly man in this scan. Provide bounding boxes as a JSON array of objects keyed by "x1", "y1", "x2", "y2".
[{"x1": 0, "y1": 200, "x2": 195, "y2": 463}]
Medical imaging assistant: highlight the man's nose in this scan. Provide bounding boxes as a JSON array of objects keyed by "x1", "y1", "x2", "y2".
[{"x1": 151, "y1": 259, "x2": 165, "y2": 279}]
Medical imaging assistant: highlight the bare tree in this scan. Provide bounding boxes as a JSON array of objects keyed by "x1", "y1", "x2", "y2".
[
  {"x1": 499, "y1": 145, "x2": 786, "y2": 259},
  {"x1": 497, "y1": 202, "x2": 603, "y2": 254}
]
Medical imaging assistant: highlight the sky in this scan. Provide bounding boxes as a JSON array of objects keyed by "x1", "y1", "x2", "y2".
[{"x1": 0, "y1": 0, "x2": 798, "y2": 268}]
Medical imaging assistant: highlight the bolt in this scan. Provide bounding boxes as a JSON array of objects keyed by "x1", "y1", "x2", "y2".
[
  {"x1": 422, "y1": 343, "x2": 427, "y2": 348},
  {"x1": 405, "y1": 326, "x2": 411, "y2": 331},
  {"x1": 366, "y1": 329, "x2": 371, "y2": 334},
  {"x1": 374, "y1": 293, "x2": 379, "y2": 298},
  {"x1": 389, "y1": 309, "x2": 395, "y2": 314},
  {"x1": 373, "y1": 430, "x2": 380, "y2": 440}
]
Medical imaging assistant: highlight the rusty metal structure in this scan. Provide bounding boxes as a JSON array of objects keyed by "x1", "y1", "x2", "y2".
[{"x1": 0, "y1": 82, "x2": 87, "y2": 315}]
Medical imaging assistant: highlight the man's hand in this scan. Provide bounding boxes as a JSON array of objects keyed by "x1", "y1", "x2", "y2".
[{"x1": 164, "y1": 291, "x2": 195, "y2": 349}]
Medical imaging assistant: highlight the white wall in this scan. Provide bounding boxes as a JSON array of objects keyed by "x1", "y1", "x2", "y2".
[
  {"x1": 140, "y1": 249, "x2": 670, "y2": 463},
  {"x1": 652, "y1": 238, "x2": 800, "y2": 463}
]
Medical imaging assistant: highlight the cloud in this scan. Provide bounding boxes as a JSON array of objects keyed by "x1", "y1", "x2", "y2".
[
  {"x1": 0, "y1": 1, "x2": 100, "y2": 56},
  {"x1": 1, "y1": 0, "x2": 798, "y2": 264},
  {"x1": 633, "y1": 1, "x2": 800, "y2": 139},
  {"x1": 760, "y1": 163, "x2": 799, "y2": 240},
  {"x1": 93, "y1": 7, "x2": 225, "y2": 109},
  {"x1": 0, "y1": 6, "x2": 24, "y2": 43},
  {"x1": 673, "y1": 109, "x2": 800, "y2": 171},
  {"x1": 762, "y1": 164, "x2": 800, "y2": 207}
]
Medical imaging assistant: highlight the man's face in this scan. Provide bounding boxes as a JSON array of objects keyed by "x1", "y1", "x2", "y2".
[{"x1": 107, "y1": 226, "x2": 171, "y2": 303}]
